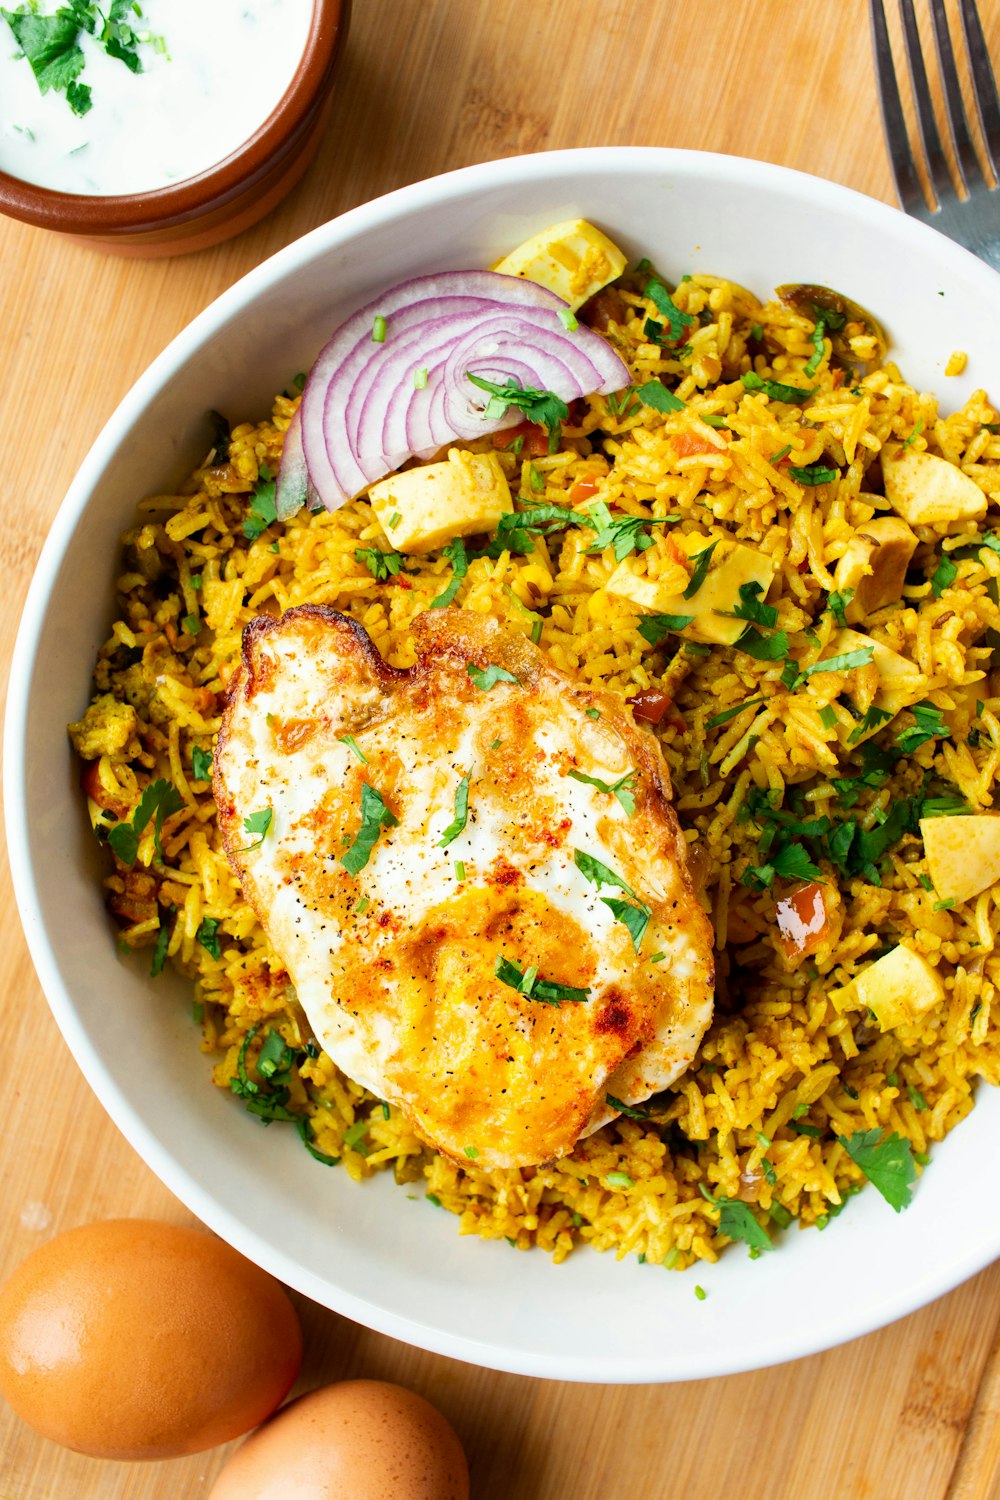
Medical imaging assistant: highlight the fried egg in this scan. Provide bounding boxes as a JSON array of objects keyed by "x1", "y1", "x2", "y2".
[{"x1": 214, "y1": 607, "x2": 714, "y2": 1170}]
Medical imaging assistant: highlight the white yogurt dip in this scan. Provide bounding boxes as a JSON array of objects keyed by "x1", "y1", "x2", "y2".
[{"x1": 0, "y1": 0, "x2": 314, "y2": 195}]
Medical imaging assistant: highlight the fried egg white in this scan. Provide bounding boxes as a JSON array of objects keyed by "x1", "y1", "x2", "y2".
[{"x1": 214, "y1": 606, "x2": 714, "y2": 1170}]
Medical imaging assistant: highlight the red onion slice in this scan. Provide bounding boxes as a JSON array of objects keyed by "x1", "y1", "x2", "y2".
[{"x1": 296, "y1": 270, "x2": 630, "y2": 512}]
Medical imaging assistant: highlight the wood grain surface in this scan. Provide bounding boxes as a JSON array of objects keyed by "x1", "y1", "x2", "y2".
[{"x1": 3, "y1": 2, "x2": 1000, "y2": 1496}]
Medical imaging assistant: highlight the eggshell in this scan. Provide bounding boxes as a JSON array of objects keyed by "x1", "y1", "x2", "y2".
[
  {"x1": 0, "y1": 1218, "x2": 302, "y2": 1460},
  {"x1": 209, "y1": 1379, "x2": 470, "y2": 1500}
]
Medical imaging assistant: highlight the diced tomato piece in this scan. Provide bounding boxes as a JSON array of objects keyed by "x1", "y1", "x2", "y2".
[
  {"x1": 775, "y1": 881, "x2": 831, "y2": 960},
  {"x1": 569, "y1": 476, "x2": 599, "y2": 505},
  {"x1": 491, "y1": 420, "x2": 549, "y2": 457},
  {"x1": 672, "y1": 431, "x2": 727, "y2": 459},
  {"x1": 627, "y1": 689, "x2": 673, "y2": 725}
]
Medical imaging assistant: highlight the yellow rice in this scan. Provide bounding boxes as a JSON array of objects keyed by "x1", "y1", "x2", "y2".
[{"x1": 69, "y1": 267, "x2": 1000, "y2": 1269}]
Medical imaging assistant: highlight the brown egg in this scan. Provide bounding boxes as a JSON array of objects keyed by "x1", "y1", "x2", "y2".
[
  {"x1": 0, "y1": 1219, "x2": 302, "y2": 1460},
  {"x1": 210, "y1": 1380, "x2": 470, "y2": 1500}
]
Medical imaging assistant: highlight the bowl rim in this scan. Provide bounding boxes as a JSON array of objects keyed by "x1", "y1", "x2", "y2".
[
  {"x1": 7, "y1": 145, "x2": 1000, "y2": 1382},
  {"x1": 0, "y1": 0, "x2": 350, "y2": 235}
]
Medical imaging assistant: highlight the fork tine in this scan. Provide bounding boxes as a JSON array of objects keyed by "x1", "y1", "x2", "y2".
[
  {"x1": 900, "y1": 0, "x2": 957, "y2": 204},
  {"x1": 870, "y1": 0, "x2": 927, "y2": 211},
  {"x1": 929, "y1": 0, "x2": 979, "y2": 191},
  {"x1": 960, "y1": 0, "x2": 1000, "y2": 178}
]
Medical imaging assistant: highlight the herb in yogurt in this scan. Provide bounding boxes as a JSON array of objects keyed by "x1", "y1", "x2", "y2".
[{"x1": 3, "y1": 2, "x2": 163, "y2": 118}]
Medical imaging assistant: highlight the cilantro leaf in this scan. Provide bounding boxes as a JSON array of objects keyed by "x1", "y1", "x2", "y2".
[
  {"x1": 196, "y1": 916, "x2": 222, "y2": 960},
  {"x1": 243, "y1": 477, "x2": 277, "y2": 542},
  {"x1": 573, "y1": 848, "x2": 638, "y2": 898},
  {"x1": 567, "y1": 768, "x2": 636, "y2": 816},
  {"x1": 236, "y1": 807, "x2": 273, "y2": 854},
  {"x1": 788, "y1": 462, "x2": 839, "y2": 486},
  {"x1": 737, "y1": 626, "x2": 790, "y2": 661},
  {"x1": 465, "y1": 373, "x2": 568, "y2": 435},
  {"x1": 355, "y1": 546, "x2": 404, "y2": 581},
  {"x1": 467, "y1": 662, "x2": 520, "y2": 691},
  {"x1": 636, "y1": 380, "x2": 686, "y2": 414},
  {"x1": 804, "y1": 317, "x2": 827, "y2": 377},
  {"x1": 341, "y1": 783, "x2": 397, "y2": 876},
  {"x1": 800, "y1": 644, "x2": 875, "y2": 680},
  {"x1": 3, "y1": 9, "x2": 85, "y2": 95},
  {"x1": 429, "y1": 536, "x2": 468, "y2": 608},
  {"x1": 700, "y1": 1184, "x2": 773, "y2": 1254},
  {"x1": 149, "y1": 905, "x2": 174, "y2": 978},
  {"x1": 847, "y1": 704, "x2": 893, "y2": 744},
  {"x1": 296, "y1": 1115, "x2": 339, "y2": 1166},
  {"x1": 838, "y1": 1128, "x2": 916, "y2": 1212},
  {"x1": 741, "y1": 842, "x2": 824, "y2": 891},
  {"x1": 484, "y1": 502, "x2": 578, "y2": 558},
  {"x1": 683, "y1": 541, "x2": 718, "y2": 599},
  {"x1": 601, "y1": 896, "x2": 651, "y2": 953},
  {"x1": 826, "y1": 588, "x2": 855, "y2": 628},
  {"x1": 191, "y1": 745, "x2": 213, "y2": 782},
  {"x1": 637, "y1": 612, "x2": 694, "y2": 644},
  {"x1": 584, "y1": 500, "x2": 680, "y2": 562},
  {"x1": 494, "y1": 955, "x2": 590, "y2": 1006},
  {"x1": 895, "y1": 700, "x2": 947, "y2": 753},
  {"x1": 705, "y1": 697, "x2": 766, "y2": 729},
  {"x1": 644, "y1": 276, "x2": 696, "y2": 341},
  {"x1": 107, "y1": 778, "x2": 184, "y2": 866},
  {"x1": 931, "y1": 553, "x2": 957, "y2": 597},
  {"x1": 732, "y1": 580, "x2": 778, "y2": 629},
  {"x1": 741, "y1": 371, "x2": 816, "y2": 404},
  {"x1": 606, "y1": 1093, "x2": 653, "y2": 1120},
  {"x1": 437, "y1": 774, "x2": 470, "y2": 848}
]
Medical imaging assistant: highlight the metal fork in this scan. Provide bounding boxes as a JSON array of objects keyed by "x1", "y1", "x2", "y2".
[{"x1": 870, "y1": 0, "x2": 1000, "y2": 268}]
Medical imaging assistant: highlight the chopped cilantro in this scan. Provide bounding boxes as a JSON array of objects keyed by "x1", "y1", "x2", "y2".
[
  {"x1": 838, "y1": 1128, "x2": 916, "y2": 1211},
  {"x1": 826, "y1": 588, "x2": 855, "y2": 628},
  {"x1": 683, "y1": 541, "x2": 718, "y2": 599},
  {"x1": 196, "y1": 916, "x2": 222, "y2": 960},
  {"x1": 584, "y1": 499, "x2": 679, "y2": 562},
  {"x1": 243, "y1": 477, "x2": 277, "y2": 542},
  {"x1": 467, "y1": 662, "x2": 519, "y2": 691},
  {"x1": 355, "y1": 546, "x2": 404, "y2": 581},
  {"x1": 149, "y1": 906, "x2": 174, "y2": 978},
  {"x1": 484, "y1": 501, "x2": 578, "y2": 557},
  {"x1": 236, "y1": 807, "x2": 273, "y2": 854},
  {"x1": 700, "y1": 1184, "x2": 773, "y2": 1254},
  {"x1": 636, "y1": 379, "x2": 686, "y2": 414},
  {"x1": 741, "y1": 371, "x2": 816, "y2": 404},
  {"x1": 438, "y1": 774, "x2": 470, "y2": 848},
  {"x1": 847, "y1": 704, "x2": 892, "y2": 744},
  {"x1": 731, "y1": 580, "x2": 778, "y2": 629},
  {"x1": 601, "y1": 896, "x2": 651, "y2": 952},
  {"x1": 800, "y1": 644, "x2": 875, "y2": 680},
  {"x1": 341, "y1": 783, "x2": 398, "y2": 876},
  {"x1": 573, "y1": 848, "x2": 650, "y2": 952},
  {"x1": 804, "y1": 317, "x2": 827, "y2": 376},
  {"x1": 788, "y1": 462, "x2": 839, "y2": 486},
  {"x1": 191, "y1": 745, "x2": 213, "y2": 781},
  {"x1": 573, "y1": 848, "x2": 638, "y2": 899},
  {"x1": 606, "y1": 1093, "x2": 652, "y2": 1120},
  {"x1": 567, "y1": 767, "x2": 636, "y2": 815},
  {"x1": 637, "y1": 612, "x2": 695, "y2": 643},
  {"x1": 741, "y1": 841, "x2": 825, "y2": 891},
  {"x1": 3, "y1": 1, "x2": 157, "y2": 116},
  {"x1": 819, "y1": 704, "x2": 838, "y2": 729},
  {"x1": 428, "y1": 536, "x2": 468, "y2": 608},
  {"x1": 706, "y1": 697, "x2": 766, "y2": 729},
  {"x1": 738, "y1": 627, "x2": 790, "y2": 661},
  {"x1": 466, "y1": 373, "x2": 568, "y2": 437},
  {"x1": 528, "y1": 464, "x2": 545, "y2": 493},
  {"x1": 895, "y1": 700, "x2": 947, "y2": 753},
  {"x1": 644, "y1": 276, "x2": 696, "y2": 341},
  {"x1": 297, "y1": 1116, "x2": 339, "y2": 1166},
  {"x1": 494, "y1": 955, "x2": 590, "y2": 1006},
  {"x1": 107, "y1": 778, "x2": 184, "y2": 866}
]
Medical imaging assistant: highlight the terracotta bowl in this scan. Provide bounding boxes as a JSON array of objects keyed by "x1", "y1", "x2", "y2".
[{"x1": 0, "y1": 0, "x2": 350, "y2": 257}]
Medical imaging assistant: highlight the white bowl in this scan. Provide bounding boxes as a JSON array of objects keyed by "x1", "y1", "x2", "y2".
[{"x1": 7, "y1": 147, "x2": 1000, "y2": 1383}]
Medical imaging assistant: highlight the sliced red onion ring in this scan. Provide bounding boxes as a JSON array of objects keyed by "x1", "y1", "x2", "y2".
[{"x1": 292, "y1": 270, "x2": 630, "y2": 513}]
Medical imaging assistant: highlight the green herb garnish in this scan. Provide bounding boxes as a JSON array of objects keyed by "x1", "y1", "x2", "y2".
[
  {"x1": 838, "y1": 1128, "x2": 916, "y2": 1212},
  {"x1": 636, "y1": 379, "x2": 686, "y2": 414},
  {"x1": 741, "y1": 371, "x2": 816, "y2": 404},
  {"x1": 706, "y1": 697, "x2": 766, "y2": 729},
  {"x1": 191, "y1": 745, "x2": 213, "y2": 781},
  {"x1": 931, "y1": 553, "x2": 957, "y2": 597},
  {"x1": 341, "y1": 783, "x2": 398, "y2": 876},
  {"x1": 355, "y1": 546, "x2": 405, "y2": 581},
  {"x1": 107, "y1": 778, "x2": 184, "y2": 866},
  {"x1": 243, "y1": 476, "x2": 277, "y2": 542},
  {"x1": 683, "y1": 541, "x2": 718, "y2": 599},
  {"x1": 466, "y1": 373, "x2": 568, "y2": 436},
  {"x1": 567, "y1": 767, "x2": 636, "y2": 816},
  {"x1": 467, "y1": 662, "x2": 520, "y2": 691},
  {"x1": 196, "y1": 916, "x2": 222, "y2": 960},
  {"x1": 895, "y1": 700, "x2": 947, "y2": 753},
  {"x1": 428, "y1": 537, "x2": 468, "y2": 608},
  {"x1": 149, "y1": 906, "x2": 174, "y2": 977},
  {"x1": 371, "y1": 313, "x2": 387, "y2": 343},
  {"x1": 236, "y1": 807, "x2": 273, "y2": 854},
  {"x1": 583, "y1": 499, "x2": 679, "y2": 562},
  {"x1": 438, "y1": 775, "x2": 470, "y2": 848},
  {"x1": 494, "y1": 955, "x2": 590, "y2": 1006},
  {"x1": 788, "y1": 462, "x2": 839, "y2": 486}
]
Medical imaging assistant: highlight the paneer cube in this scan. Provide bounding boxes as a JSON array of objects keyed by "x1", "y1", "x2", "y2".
[
  {"x1": 833, "y1": 516, "x2": 918, "y2": 623},
  {"x1": 882, "y1": 444, "x2": 987, "y2": 526},
  {"x1": 606, "y1": 534, "x2": 775, "y2": 645},
  {"x1": 368, "y1": 449, "x2": 512, "y2": 554},
  {"x1": 492, "y1": 219, "x2": 628, "y2": 312},
  {"x1": 854, "y1": 944, "x2": 945, "y2": 1032},
  {"x1": 921, "y1": 813, "x2": 1000, "y2": 903},
  {"x1": 813, "y1": 628, "x2": 925, "y2": 733}
]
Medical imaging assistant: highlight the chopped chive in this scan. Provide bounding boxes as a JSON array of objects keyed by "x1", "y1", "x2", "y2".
[
  {"x1": 372, "y1": 314, "x2": 387, "y2": 343},
  {"x1": 606, "y1": 1172, "x2": 633, "y2": 1189},
  {"x1": 694, "y1": 1284, "x2": 707, "y2": 1301},
  {"x1": 387, "y1": 511, "x2": 401, "y2": 529},
  {"x1": 454, "y1": 860, "x2": 466, "y2": 881},
  {"x1": 464, "y1": 1145, "x2": 479, "y2": 1159},
  {"x1": 558, "y1": 307, "x2": 579, "y2": 331},
  {"x1": 414, "y1": 366, "x2": 428, "y2": 388}
]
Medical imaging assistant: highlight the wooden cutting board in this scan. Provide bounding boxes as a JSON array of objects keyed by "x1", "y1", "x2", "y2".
[{"x1": 3, "y1": 2, "x2": 1000, "y2": 1495}]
